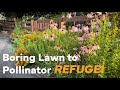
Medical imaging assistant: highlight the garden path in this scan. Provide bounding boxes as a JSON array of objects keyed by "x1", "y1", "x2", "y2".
[{"x1": 0, "y1": 31, "x2": 46, "y2": 78}]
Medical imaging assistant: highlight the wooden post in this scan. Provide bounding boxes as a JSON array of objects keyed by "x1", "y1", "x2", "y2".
[
  {"x1": 31, "y1": 20, "x2": 34, "y2": 32},
  {"x1": 34, "y1": 20, "x2": 38, "y2": 31},
  {"x1": 58, "y1": 17, "x2": 62, "y2": 29}
]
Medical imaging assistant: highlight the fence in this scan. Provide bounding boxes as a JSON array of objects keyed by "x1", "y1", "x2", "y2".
[
  {"x1": 0, "y1": 20, "x2": 15, "y2": 31},
  {"x1": 0, "y1": 16, "x2": 93, "y2": 32}
]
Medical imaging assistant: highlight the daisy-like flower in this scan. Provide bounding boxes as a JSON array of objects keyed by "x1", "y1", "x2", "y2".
[
  {"x1": 87, "y1": 32, "x2": 92, "y2": 37},
  {"x1": 84, "y1": 47, "x2": 89, "y2": 53},
  {"x1": 80, "y1": 45, "x2": 88, "y2": 54},
  {"x1": 66, "y1": 12, "x2": 72, "y2": 19},
  {"x1": 87, "y1": 12, "x2": 94, "y2": 18},
  {"x1": 50, "y1": 22, "x2": 54, "y2": 28},
  {"x1": 88, "y1": 48, "x2": 92, "y2": 54},
  {"x1": 59, "y1": 29, "x2": 67, "y2": 34},
  {"x1": 96, "y1": 12, "x2": 102, "y2": 15},
  {"x1": 51, "y1": 33, "x2": 56, "y2": 38},
  {"x1": 91, "y1": 44, "x2": 97, "y2": 51},
  {"x1": 82, "y1": 25, "x2": 89, "y2": 33},
  {"x1": 54, "y1": 22, "x2": 58, "y2": 26},
  {"x1": 54, "y1": 45, "x2": 61, "y2": 51},
  {"x1": 96, "y1": 44, "x2": 100, "y2": 49},
  {"x1": 77, "y1": 36, "x2": 84, "y2": 41},
  {"x1": 59, "y1": 49, "x2": 65, "y2": 53},
  {"x1": 49, "y1": 35, "x2": 55, "y2": 41},
  {"x1": 80, "y1": 51, "x2": 85, "y2": 55},
  {"x1": 92, "y1": 44, "x2": 100, "y2": 51},
  {"x1": 72, "y1": 26, "x2": 78, "y2": 32},
  {"x1": 80, "y1": 45, "x2": 84, "y2": 50},
  {"x1": 44, "y1": 33, "x2": 49, "y2": 39},
  {"x1": 53, "y1": 25, "x2": 57, "y2": 29}
]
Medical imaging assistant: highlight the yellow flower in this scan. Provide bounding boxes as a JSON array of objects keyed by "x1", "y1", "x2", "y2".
[
  {"x1": 14, "y1": 53, "x2": 18, "y2": 57},
  {"x1": 18, "y1": 43, "x2": 22, "y2": 47},
  {"x1": 21, "y1": 38, "x2": 27, "y2": 43},
  {"x1": 17, "y1": 48, "x2": 23, "y2": 54},
  {"x1": 16, "y1": 61, "x2": 20, "y2": 66},
  {"x1": 24, "y1": 34, "x2": 30, "y2": 38},
  {"x1": 24, "y1": 50, "x2": 29, "y2": 55}
]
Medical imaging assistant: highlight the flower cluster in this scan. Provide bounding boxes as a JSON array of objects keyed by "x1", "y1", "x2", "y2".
[
  {"x1": 80, "y1": 44, "x2": 100, "y2": 55},
  {"x1": 54, "y1": 45, "x2": 65, "y2": 52},
  {"x1": 44, "y1": 32, "x2": 56, "y2": 41}
]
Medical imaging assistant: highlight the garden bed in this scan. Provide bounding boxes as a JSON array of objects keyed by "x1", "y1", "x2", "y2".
[{"x1": 11, "y1": 13, "x2": 120, "y2": 78}]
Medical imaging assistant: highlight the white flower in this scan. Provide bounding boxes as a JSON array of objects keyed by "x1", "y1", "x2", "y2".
[
  {"x1": 44, "y1": 33, "x2": 49, "y2": 39},
  {"x1": 59, "y1": 48, "x2": 65, "y2": 52},
  {"x1": 96, "y1": 12, "x2": 102, "y2": 15},
  {"x1": 54, "y1": 45, "x2": 61, "y2": 50},
  {"x1": 59, "y1": 29, "x2": 67, "y2": 34},
  {"x1": 66, "y1": 12, "x2": 72, "y2": 19},
  {"x1": 49, "y1": 35, "x2": 55, "y2": 41},
  {"x1": 73, "y1": 48, "x2": 78, "y2": 51},
  {"x1": 59, "y1": 61, "x2": 65, "y2": 65}
]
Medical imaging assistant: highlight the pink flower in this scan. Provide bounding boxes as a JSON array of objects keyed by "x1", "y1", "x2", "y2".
[
  {"x1": 82, "y1": 26, "x2": 89, "y2": 33},
  {"x1": 77, "y1": 36, "x2": 84, "y2": 41},
  {"x1": 87, "y1": 12, "x2": 94, "y2": 18},
  {"x1": 72, "y1": 26, "x2": 78, "y2": 32},
  {"x1": 54, "y1": 22, "x2": 58, "y2": 27},
  {"x1": 87, "y1": 32, "x2": 91, "y2": 37},
  {"x1": 53, "y1": 26, "x2": 57, "y2": 29},
  {"x1": 92, "y1": 44, "x2": 100, "y2": 51},
  {"x1": 88, "y1": 48, "x2": 92, "y2": 54},
  {"x1": 80, "y1": 45, "x2": 85, "y2": 51},
  {"x1": 80, "y1": 51, "x2": 85, "y2": 55},
  {"x1": 84, "y1": 48, "x2": 89, "y2": 53},
  {"x1": 82, "y1": 47, "x2": 87, "y2": 53},
  {"x1": 79, "y1": 29, "x2": 83, "y2": 33}
]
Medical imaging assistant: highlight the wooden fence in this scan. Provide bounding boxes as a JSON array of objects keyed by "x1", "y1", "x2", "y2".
[{"x1": 0, "y1": 16, "x2": 93, "y2": 32}]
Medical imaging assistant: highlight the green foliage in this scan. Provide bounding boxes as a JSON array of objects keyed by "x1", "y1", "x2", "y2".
[{"x1": 11, "y1": 13, "x2": 120, "y2": 78}]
